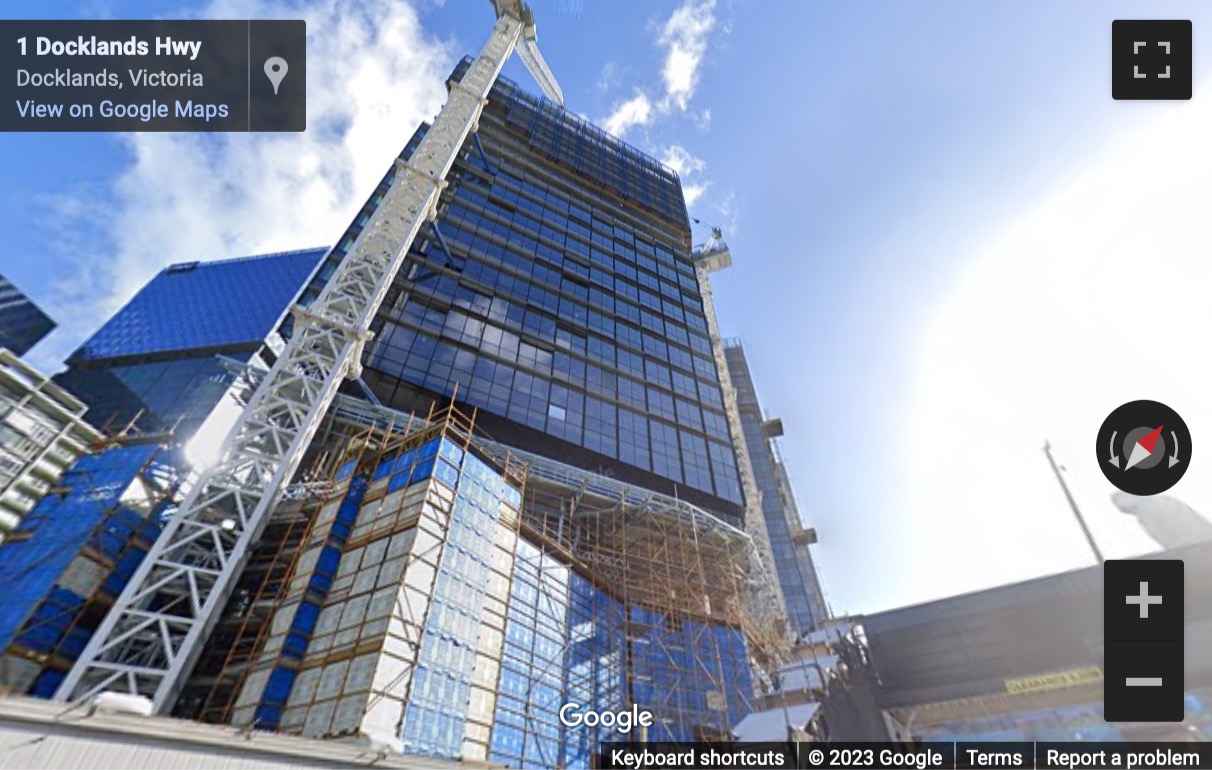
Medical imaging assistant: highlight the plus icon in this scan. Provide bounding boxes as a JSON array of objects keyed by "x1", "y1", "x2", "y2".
[
  {"x1": 1126, "y1": 581, "x2": 1163, "y2": 618},
  {"x1": 1104, "y1": 560, "x2": 1184, "y2": 722}
]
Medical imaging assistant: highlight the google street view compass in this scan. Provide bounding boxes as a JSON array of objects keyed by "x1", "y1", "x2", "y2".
[{"x1": 1097, "y1": 400, "x2": 1191, "y2": 495}]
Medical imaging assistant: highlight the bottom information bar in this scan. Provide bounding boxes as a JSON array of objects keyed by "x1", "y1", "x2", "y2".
[{"x1": 597, "y1": 742, "x2": 1212, "y2": 770}]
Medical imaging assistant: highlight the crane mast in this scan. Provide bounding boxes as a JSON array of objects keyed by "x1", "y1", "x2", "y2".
[{"x1": 57, "y1": 2, "x2": 561, "y2": 713}]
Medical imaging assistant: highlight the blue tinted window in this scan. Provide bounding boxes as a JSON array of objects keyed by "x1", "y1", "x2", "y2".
[
  {"x1": 0, "y1": 272, "x2": 55, "y2": 356},
  {"x1": 72, "y1": 249, "x2": 325, "y2": 362}
]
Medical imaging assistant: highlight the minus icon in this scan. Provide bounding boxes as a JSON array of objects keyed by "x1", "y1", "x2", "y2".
[{"x1": 1126, "y1": 677, "x2": 1164, "y2": 686}]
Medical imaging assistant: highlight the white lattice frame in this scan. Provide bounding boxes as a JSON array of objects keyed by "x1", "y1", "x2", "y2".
[{"x1": 56, "y1": 15, "x2": 526, "y2": 712}]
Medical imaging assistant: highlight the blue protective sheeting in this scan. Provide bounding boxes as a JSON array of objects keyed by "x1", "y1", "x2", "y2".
[
  {"x1": 60, "y1": 625, "x2": 92, "y2": 659},
  {"x1": 263, "y1": 667, "x2": 298, "y2": 706},
  {"x1": 292, "y1": 601, "x2": 320, "y2": 634},
  {"x1": 0, "y1": 444, "x2": 158, "y2": 649},
  {"x1": 387, "y1": 468, "x2": 411, "y2": 493},
  {"x1": 254, "y1": 704, "x2": 282, "y2": 729},
  {"x1": 255, "y1": 473, "x2": 368, "y2": 730},
  {"x1": 392, "y1": 448, "x2": 416, "y2": 475},
  {"x1": 336, "y1": 458, "x2": 358, "y2": 481},
  {"x1": 0, "y1": 442, "x2": 175, "y2": 692},
  {"x1": 101, "y1": 548, "x2": 146, "y2": 598},
  {"x1": 29, "y1": 669, "x2": 65, "y2": 698}
]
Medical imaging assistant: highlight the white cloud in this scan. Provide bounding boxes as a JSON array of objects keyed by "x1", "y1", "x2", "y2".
[
  {"x1": 602, "y1": 92, "x2": 653, "y2": 138},
  {"x1": 660, "y1": 144, "x2": 709, "y2": 208},
  {"x1": 38, "y1": 0, "x2": 453, "y2": 366},
  {"x1": 595, "y1": 0, "x2": 718, "y2": 138},
  {"x1": 657, "y1": 0, "x2": 716, "y2": 112},
  {"x1": 592, "y1": 2, "x2": 722, "y2": 221},
  {"x1": 597, "y1": 61, "x2": 621, "y2": 93},
  {"x1": 707, "y1": 189, "x2": 739, "y2": 234},
  {"x1": 682, "y1": 183, "x2": 708, "y2": 209},
  {"x1": 660, "y1": 145, "x2": 706, "y2": 177}
]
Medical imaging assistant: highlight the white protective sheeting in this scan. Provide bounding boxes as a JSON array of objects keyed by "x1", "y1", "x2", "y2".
[
  {"x1": 778, "y1": 655, "x2": 838, "y2": 691},
  {"x1": 732, "y1": 702, "x2": 820, "y2": 741}
]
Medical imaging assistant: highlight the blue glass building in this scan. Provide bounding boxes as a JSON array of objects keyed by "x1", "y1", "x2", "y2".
[
  {"x1": 55, "y1": 248, "x2": 327, "y2": 439},
  {"x1": 0, "y1": 271, "x2": 56, "y2": 357},
  {"x1": 338, "y1": 58, "x2": 745, "y2": 523},
  {"x1": 209, "y1": 61, "x2": 764, "y2": 765}
]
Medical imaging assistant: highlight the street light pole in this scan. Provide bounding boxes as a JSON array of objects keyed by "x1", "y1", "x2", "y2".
[{"x1": 1044, "y1": 441, "x2": 1105, "y2": 565}]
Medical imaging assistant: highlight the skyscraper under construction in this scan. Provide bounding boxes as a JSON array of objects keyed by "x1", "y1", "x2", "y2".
[
  {"x1": 193, "y1": 58, "x2": 790, "y2": 765},
  {"x1": 0, "y1": 52, "x2": 791, "y2": 770}
]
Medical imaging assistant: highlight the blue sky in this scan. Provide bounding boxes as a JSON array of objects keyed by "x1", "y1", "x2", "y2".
[{"x1": 5, "y1": 0, "x2": 1212, "y2": 615}]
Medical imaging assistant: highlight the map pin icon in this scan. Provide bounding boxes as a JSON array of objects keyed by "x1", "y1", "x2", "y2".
[{"x1": 264, "y1": 56, "x2": 288, "y2": 95}]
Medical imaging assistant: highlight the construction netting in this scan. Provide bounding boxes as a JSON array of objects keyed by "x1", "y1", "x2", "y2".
[
  {"x1": 0, "y1": 440, "x2": 180, "y2": 697},
  {"x1": 179, "y1": 399, "x2": 784, "y2": 768}
]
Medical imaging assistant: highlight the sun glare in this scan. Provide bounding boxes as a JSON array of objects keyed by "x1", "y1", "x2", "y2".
[{"x1": 904, "y1": 86, "x2": 1212, "y2": 597}]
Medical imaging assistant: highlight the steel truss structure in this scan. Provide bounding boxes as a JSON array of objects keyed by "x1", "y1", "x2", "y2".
[{"x1": 57, "y1": 2, "x2": 561, "y2": 711}]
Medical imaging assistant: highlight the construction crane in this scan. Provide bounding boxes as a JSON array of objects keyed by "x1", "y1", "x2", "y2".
[{"x1": 56, "y1": 0, "x2": 563, "y2": 713}]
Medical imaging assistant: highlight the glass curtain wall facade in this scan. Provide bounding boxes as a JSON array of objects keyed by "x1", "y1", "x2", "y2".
[
  {"x1": 357, "y1": 59, "x2": 744, "y2": 522},
  {"x1": 55, "y1": 248, "x2": 327, "y2": 439},
  {"x1": 0, "y1": 271, "x2": 55, "y2": 357},
  {"x1": 724, "y1": 341, "x2": 829, "y2": 634}
]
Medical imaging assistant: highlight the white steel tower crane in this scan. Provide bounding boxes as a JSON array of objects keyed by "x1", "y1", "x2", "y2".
[{"x1": 56, "y1": 0, "x2": 563, "y2": 713}]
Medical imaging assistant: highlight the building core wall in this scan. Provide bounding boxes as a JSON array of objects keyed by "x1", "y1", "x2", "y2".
[{"x1": 724, "y1": 342, "x2": 828, "y2": 635}]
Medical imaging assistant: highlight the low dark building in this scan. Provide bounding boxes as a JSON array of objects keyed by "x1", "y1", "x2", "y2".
[{"x1": 863, "y1": 541, "x2": 1212, "y2": 741}]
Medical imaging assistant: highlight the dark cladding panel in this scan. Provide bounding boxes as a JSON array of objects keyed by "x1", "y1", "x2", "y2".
[
  {"x1": 0, "y1": 272, "x2": 55, "y2": 356},
  {"x1": 865, "y1": 569, "x2": 1103, "y2": 707}
]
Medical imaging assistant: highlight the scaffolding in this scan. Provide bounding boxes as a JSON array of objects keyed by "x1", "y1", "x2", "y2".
[
  {"x1": 364, "y1": 399, "x2": 789, "y2": 752},
  {"x1": 207, "y1": 401, "x2": 527, "y2": 759},
  {"x1": 176, "y1": 442, "x2": 358, "y2": 725},
  {"x1": 331, "y1": 395, "x2": 787, "y2": 676},
  {"x1": 184, "y1": 395, "x2": 783, "y2": 766},
  {"x1": 477, "y1": 434, "x2": 788, "y2": 675}
]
